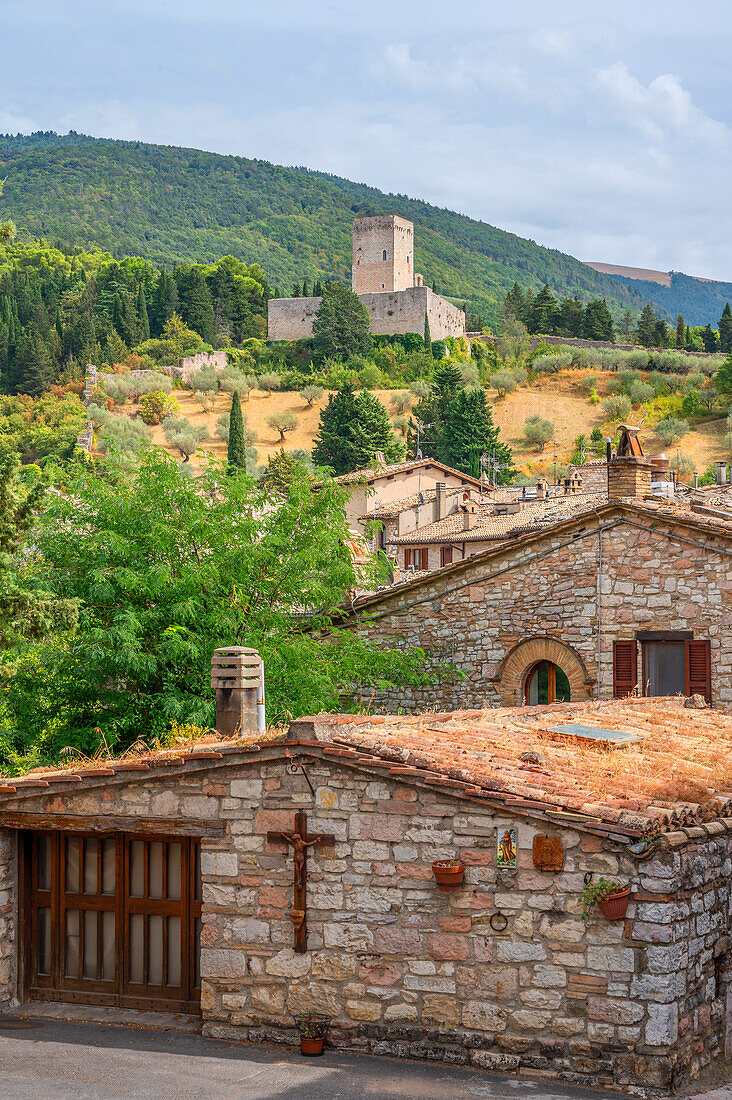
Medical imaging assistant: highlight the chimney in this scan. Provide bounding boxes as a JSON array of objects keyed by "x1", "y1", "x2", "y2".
[
  {"x1": 462, "y1": 501, "x2": 479, "y2": 530},
  {"x1": 212, "y1": 646, "x2": 261, "y2": 737},
  {"x1": 717, "y1": 462, "x2": 728, "y2": 486},
  {"x1": 434, "y1": 481, "x2": 448, "y2": 521},
  {"x1": 536, "y1": 478, "x2": 549, "y2": 501},
  {"x1": 607, "y1": 454, "x2": 652, "y2": 499},
  {"x1": 693, "y1": 473, "x2": 698, "y2": 489},
  {"x1": 372, "y1": 451, "x2": 387, "y2": 470},
  {"x1": 606, "y1": 438, "x2": 613, "y2": 464}
]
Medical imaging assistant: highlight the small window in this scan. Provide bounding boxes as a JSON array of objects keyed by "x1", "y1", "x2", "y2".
[
  {"x1": 441, "y1": 546, "x2": 453, "y2": 567},
  {"x1": 405, "y1": 548, "x2": 428, "y2": 571},
  {"x1": 382, "y1": 250, "x2": 387, "y2": 261}
]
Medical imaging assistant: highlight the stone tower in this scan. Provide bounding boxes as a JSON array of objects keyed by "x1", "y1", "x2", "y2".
[{"x1": 352, "y1": 214, "x2": 415, "y2": 294}]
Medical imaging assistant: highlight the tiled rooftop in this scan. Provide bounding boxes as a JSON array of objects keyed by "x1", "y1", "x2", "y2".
[
  {"x1": 390, "y1": 492, "x2": 606, "y2": 545},
  {"x1": 323, "y1": 458, "x2": 481, "y2": 487}
]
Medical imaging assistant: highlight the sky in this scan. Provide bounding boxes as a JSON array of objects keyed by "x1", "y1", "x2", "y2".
[{"x1": 3, "y1": 0, "x2": 732, "y2": 280}]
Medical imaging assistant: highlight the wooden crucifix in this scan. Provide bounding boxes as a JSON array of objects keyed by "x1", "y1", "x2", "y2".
[{"x1": 267, "y1": 810, "x2": 335, "y2": 952}]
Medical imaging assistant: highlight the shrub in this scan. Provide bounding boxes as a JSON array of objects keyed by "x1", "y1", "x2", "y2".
[
  {"x1": 187, "y1": 367, "x2": 219, "y2": 393},
  {"x1": 97, "y1": 415, "x2": 153, "y2": 455},
  {"x1": 389, "y1": 392, "x2": 411, "y2": 415},
  {"x1": 139, "y1": 390, "x2": 180, "y2": 425},
  {"x1": 359, "y1": 363, "x2": 385, "y2": 390},
  {"x1": 522, "y1": 415, "x2": 555, "y2": 453},
  {"x1": 629, "y1": 381, "x2": 654, "y2": 406},
  {"x1": 194, "y1": 390, "x2": 216, "y2": 412},
  {"x1": 491, "y1": 371, "x2": 517, "y2": 398},
  {"x1": 218, "y1": 369, "x2": 253, "y2": 399},
  {"x1": 460, "y1": 363, "x2": 481, "y2": 388},
  {"x1": 127, "y1": 373, "x2": 173, "y2": 401},
  {"x1": 163, "y1": 418, "x2": 207, "y2": 462},
  {"x1": 602, "y1": 395, "x2": 631, "y2": 422},
  {"x1": 258, "y1": 372, "x2": 281, "y2": 396},
  {"x1": 266, "y1": 411, "x2": 298, "y2": 443},
  {"x1": 654, "y1": 417, "x2": 689, "y2": 445},
  {"x1": 99, "y1": 376, "x2": 134, "y2": 405},
  {"x1": 392, "y1": 415, "x2": 409, "y2": 438},
  {"x1": 680, "y1": 389, "x2": 702, "y2": 418},
  {"x1": 300, "y1": 385, "x2": 325, "y2": 408},
  {"x1": 409, "y1": 381, "x2": 431, "y2": 401}
]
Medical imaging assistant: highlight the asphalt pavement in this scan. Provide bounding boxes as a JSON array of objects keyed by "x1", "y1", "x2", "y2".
[{"x1": 0, "y1": 1013, "x2": 625, "y2": 1100}]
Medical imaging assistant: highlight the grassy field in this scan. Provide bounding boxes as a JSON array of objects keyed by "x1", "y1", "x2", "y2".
[{"x1": 111, "y1": 373, "x2": 731, "y2": 479}]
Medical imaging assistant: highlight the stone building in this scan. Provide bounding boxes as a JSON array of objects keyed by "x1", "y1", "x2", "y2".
[
  {"x1": 342, "y1": 480, "x2": 732, "y2": 711},
  {"x1": 2, "y1": 687, "x2": 732, "y2": 1095},
  {"x1": 267, "y1": 215, "x2": 466, "y2": 341}
]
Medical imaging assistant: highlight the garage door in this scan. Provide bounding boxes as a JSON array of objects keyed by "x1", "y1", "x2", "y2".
[{"x1": 23, "y1": 831, "x2": 201, "y2": 1012}]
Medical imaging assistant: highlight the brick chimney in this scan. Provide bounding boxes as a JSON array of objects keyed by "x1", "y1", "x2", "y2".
[
  {"x1": 536, "y1": 478, "x2": 549, "y2": 501},
  {"x1": 607, "y1": 455, "x2": 652, "y2": 499},
  {"x1": 462, "y1": 501, "x2": 479, "y2": 530},
  {"x1": 212, "y1": 646, "x2": 261, "y2": 737}
]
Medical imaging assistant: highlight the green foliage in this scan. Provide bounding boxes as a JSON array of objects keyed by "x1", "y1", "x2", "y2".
[
  {"x1": 603, "y1": 395, "x2": 632, "y2": 422},
  {"x1": 266, "y1": 410, "x2": 298, "y2": 443},
  {"x1": 522, "y1": 415, "x2": 555, "y2": 454},
  {"x1": 313, "y1": 282, "x2": 371, "y2": 360},
  {"x1": 300, "y1": 384, "x2": 324, "y2": 407},
  {"x1": 0, "y1": 391, "x2": 86, "y2": 464},
  {"x1": 490, "y1": 370, "x2": 517, "y2": 398},
  {"x1": 715, "y1": 355, "x2": 732, "y2": 395},
  {"x1": 312, "y1": 384, "x2": 402, "y2": 474},
  {"x1": 654, "y1": 417, "x2": 689, "y2": 445},
  {"x1": 581, "y1": 878, "x2": 627, "y2": 921},
  {"x1": 1, "y1": 453, "x2": 448, "y2": 765},
  {"x1": 260, "y1": 449, "x2": 314, "y2": 494},
  {"x1": 227, "y1": 391, "x2": 246, "y2": 470},
  {"x1": 423, "y1": 313, "x2": 432, "y2": 354},
  {"x1": 719, "y1": 304, "x2": 732, "y2": 354},
  {"x1": 163, "y1": 418, "x2": 207, "y2": 462},
  {"x1": 0, "y1": 453, "x2": 77, "y2": 650},
  {"x1": 139, "y1": 390, "x2": 179, "y2": 425},
  {"x1": 439, "y1": 389, "x2": 513, "y2": 480}
]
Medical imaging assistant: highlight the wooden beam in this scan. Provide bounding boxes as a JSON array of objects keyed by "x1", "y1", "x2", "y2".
[{"x1": 0, "y1": 812, "x2": 226, "y2": 837}]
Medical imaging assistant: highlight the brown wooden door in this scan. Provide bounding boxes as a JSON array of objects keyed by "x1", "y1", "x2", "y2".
[{"x1": 24, "y1": 831, "x2": 201, "y2": 1012}]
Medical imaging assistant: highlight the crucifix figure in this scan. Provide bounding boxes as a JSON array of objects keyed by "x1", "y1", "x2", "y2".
[{"x1": 267, "y1": 810, "x2": 335, "y2": 952}]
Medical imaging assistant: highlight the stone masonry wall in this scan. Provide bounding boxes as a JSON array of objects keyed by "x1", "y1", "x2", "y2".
[
  {"x1": 3, "y1": 757, "x2": 729, "y2": 1091},
  {"x1": 268, "y1": 287, "x2": 465, "y2": 341},
  {"x1": 347, "y1": 512, "x2": 732, "y2": 712},
  {"x1": 0, "y1": 829, "x2": 16, "y2": 1008}
]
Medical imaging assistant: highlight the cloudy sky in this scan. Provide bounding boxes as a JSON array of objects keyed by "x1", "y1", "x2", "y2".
[{"x1": 3, "y1": 0, "x2": 731, "y2": 279}]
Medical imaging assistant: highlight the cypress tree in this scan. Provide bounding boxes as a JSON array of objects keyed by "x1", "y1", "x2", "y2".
[
  {"x1": 227, "y1": 391, "x2": 246, "y2": 471},
  {"x1": 636, "y1": 304, "x2": 657, "y2": 348},
  {"x1": 302, "y1": 278, "x2": 309, "y2": 297},
  {"x1": 676, "y1": 313, "x2": 685, "y2": 348},
  {"x1": 292, "y1": 282, "x2": 301, "y2": 299},
  {"x1": 503, "y1": 282, "x2": 526, "y2": 323},
  {"x1": 719, "y1": 303, "x2": 732, "y2": 353},
  {"x1": 438, "y1": 388, "x2": 513, "y2": 481},
  {"x1": 177, "y1": 267, "x2": 215, "y2": 343},
  {"x1": 137, "y1": 284, "x2": 150, "y2": 340},
  {"x1": 424, "y1": 312, "x2": 432, "y2": 354},
  {"x1": 154, "y1": 269, "x2": 178, "y2": 335}
]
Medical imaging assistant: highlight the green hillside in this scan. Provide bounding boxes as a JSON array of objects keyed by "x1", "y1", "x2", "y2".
[{"x1": 0, "y1": 131, "x2": 654, "y2": 326}]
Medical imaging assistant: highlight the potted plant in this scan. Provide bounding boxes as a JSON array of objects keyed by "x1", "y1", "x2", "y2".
[
  {"x1": 581, "y1": 877, "x2": 631, "y2": 921},
  {"x1": 432, "y1": 859, "x2": 466, "y2": 892},
  {"x1": 296, "y1": 1014, "x2": 331, "y2": 1056}
]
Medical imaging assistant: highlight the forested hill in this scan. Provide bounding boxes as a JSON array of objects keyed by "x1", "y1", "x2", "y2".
[
  {"x1": 0, "y1": 131, "x2": 653, "y2": 326},
  {"x1": 589, "y1": 270, "x2": 732, "y2": 328}
]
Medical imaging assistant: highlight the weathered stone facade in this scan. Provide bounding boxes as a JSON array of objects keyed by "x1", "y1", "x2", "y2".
[
  {"x1": 345, "y1": 501, "x2": 732, "y2": 712},
  {"x1": 0, "y1": 829, "x2": 15, "y2": 1008},
  {"x1": 352, "y1": 214, "x2": 415, "y2": 294},
  {"x1": 267, "y1": 286, "x2": 465, "y2": 342},
  {"x1": 0, "y1": 740, "x2": 728, "y2": 1094}
]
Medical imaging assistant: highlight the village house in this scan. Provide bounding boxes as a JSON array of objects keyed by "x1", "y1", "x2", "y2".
[
  {"x1": 341, "y1": 450, "x2": 732, "y2": 712},
  {"x1": 1, "y1": 669, "x2": 731, "y2": 1095}
]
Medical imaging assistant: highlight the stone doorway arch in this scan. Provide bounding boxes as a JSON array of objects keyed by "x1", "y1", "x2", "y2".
[{"x1": 495, "y1": 636, "x2": 594, "y2": 706}]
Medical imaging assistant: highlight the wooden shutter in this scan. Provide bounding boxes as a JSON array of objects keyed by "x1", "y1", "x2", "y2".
[
  {"x1": 686, "y1": 640, "x2": 711, "y2": 703},
  {"x1": 613, "y1": 640, "x2": 637, "y2": 698},
  {"x1": 441, "y1": 546, "x2": 453, "y2": 567},
  {"x1": 419, "y1": 548, "x2": 428, "y2": 571}
]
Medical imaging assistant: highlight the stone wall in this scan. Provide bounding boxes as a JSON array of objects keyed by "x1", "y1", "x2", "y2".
[
  {"x1": 346, "y1": 510, "x2": 732, "y2": 712},
  {"x1": 2, "y1": 755, "x2": 725, "y2": 1092},
  {"x1": 268, "y1": 287, "x2": 465, "y2": 342},
  {"x1": 0, "y1": 829, "x2": 16, "y2": 1008},
  {"x1": 352, "y1": 214, "x2": 414, "y2": 294}
]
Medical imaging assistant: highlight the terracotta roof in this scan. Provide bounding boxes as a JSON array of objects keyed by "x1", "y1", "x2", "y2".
[
  {"x1": 390, "y1": 492, "x2": 605, "y2": 545},
  {"x1": 360, "y1": 486, "x2": 476, "y2": 521},
  {"x1": 1, "y1": 698, "x2": 730, "y2": 849},
  {"x1": 321, "y1": 458, "x2": 482, "y2": 488},
  {"x1": 292, "y1": 697, "x2": 732, "y2": 843}
]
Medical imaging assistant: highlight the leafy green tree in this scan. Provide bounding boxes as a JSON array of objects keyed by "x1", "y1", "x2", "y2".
[
  {"x1": 439, "y1": 389, "x2": 513, "y2": 480},
  {"x1": 522, "y1": 415, "x2": 555, "y2": 454},
  {"x1": 676, "y1": 314, "x2": 686, "y2": 348},
  {"x1": 719, "y1": 305, "x2": 732, "y2": 354},
  {"x1": 312, "y1": 384, "x2": 359, "y2": 474},
  {"x1": 0, "y1": 179, "x2": 16, "y2": 244},
  {"x1": 300, "y1": 385, "x2": 325, "y2": 407},
  {"x1": 714, "y1": 355, "x2": 732, "y2": 395},
  {"x1": 655, "y1": 417, "x2": 689, "y2": 445},
  {"x1": 260, "y1": 449, "x2": 313, "y2": 494},
  {"x1": 653, "y1": 319, "x2": 669, "y2": 348},
  {"x1": 267, "y1": 410, "x2": 298, "y2": 443},
  {"x1": 620, "y1": 310, "x2": 634, "y2": 339},
  {"x1": 582, "y1": 299, "x2": 615, "y2": 341},
  {"x1": 490, "y1": 371, "x2": 517, "y2": 398},
  {"x1": 350, "y1": 390, "x2": 404, "y2": 469},
  {"x1": 312, "y1": 282, "x2": 371, "y2": 360},
  {"x1": 137, "y1": 284, "x2": 150, "y2": 341},
  {"x1": 680, "y1": 390, "x2": 701, "y2": 419},
  {"x1": 557, "y1": 296, "x2": 584, "y2": 338},
  {"x1": 163, "y1": 418, "x2": 206, "y2": 462},
  {"x1": 636, "y1": 305, "x2": 657, "y2": 348},
  {"x1": 0, "y1": 453, "x2": 77, "y2": 650},
  {"x1": 3, "y1": 452, "x2": 444, "y2": 763},
  {"x1": 227, "y1": 391, "x2": 246, "y2": 470}
]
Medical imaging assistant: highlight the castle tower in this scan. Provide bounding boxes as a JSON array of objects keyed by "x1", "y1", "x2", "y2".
[{"x1": 352, "y1": 214, "x2": 414, "y2": 294}]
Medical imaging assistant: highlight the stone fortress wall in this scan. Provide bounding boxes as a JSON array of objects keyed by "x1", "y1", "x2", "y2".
[{"x1": 352, "y1": 214, "x2": 414, "y2": 294}]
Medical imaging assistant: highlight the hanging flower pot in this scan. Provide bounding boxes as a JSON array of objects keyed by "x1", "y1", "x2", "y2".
[
  {"x1": 581, "y1": 877, "x2": 631, "y2": 921},
  {"x1": 432, "y1": 859, "x2": 465, "y2": 892},
  {"x1": 296, "y1": 1014, "x2": 330, "y2": 1056}
]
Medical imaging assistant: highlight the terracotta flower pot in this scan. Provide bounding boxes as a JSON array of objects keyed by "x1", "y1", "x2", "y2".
[
  {"x1": 300, "y1": 1036, "x2": 325, "y2": 1056},
  {"x1": 597, "y1": 886, "x2": 631, "y2": 920},
  {"x1": 432, "y1": 859, "x2": 465, "y2": 892}
]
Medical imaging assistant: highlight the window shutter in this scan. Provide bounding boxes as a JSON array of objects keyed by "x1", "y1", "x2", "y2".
[
  {"x1": 613, "y1": 640, "x2": 637, "y2": 698},
  {"x1": 686, "y1": 640, "x2": 711, "y2": 703}
]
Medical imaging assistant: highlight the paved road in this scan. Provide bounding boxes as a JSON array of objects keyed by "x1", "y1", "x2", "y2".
[{"x1": 0, "y1": 1014, "x2": 624, "y2": 1100}]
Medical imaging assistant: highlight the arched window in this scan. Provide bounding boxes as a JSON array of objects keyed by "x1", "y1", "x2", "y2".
[
  {"x1": 382, "y1": 250, "x2": 387, "y2": 261},
  {"x1": 525, "y1": 661, "x2": 571, "y2": 705}
]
